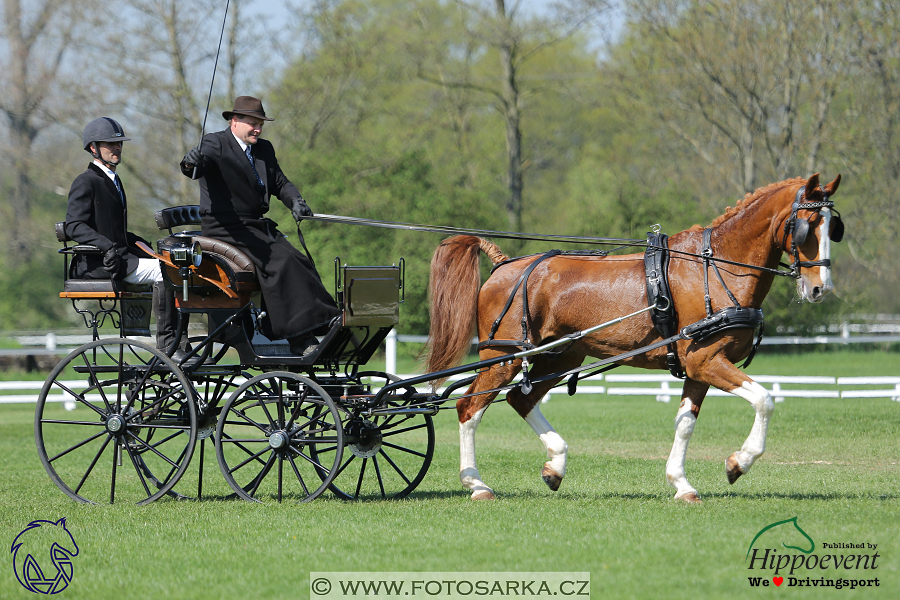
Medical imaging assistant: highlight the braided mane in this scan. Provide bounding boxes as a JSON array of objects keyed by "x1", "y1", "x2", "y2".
[{"x1": 691, "y1": 177, "x2": 805, "y2": 231}]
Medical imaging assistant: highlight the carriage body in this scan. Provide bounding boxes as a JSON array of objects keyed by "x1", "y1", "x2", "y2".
[{"x1": 37, "y1": 206, "x2": 436, "y2": 505}]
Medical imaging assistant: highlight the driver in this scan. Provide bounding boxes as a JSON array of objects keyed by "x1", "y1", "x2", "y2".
[
  {"x1": 65, "y1": 117, "x2": 189, "y2": 360},
  {"x1": 180, "y1": 96, "x2": 340, "y2": 356}
]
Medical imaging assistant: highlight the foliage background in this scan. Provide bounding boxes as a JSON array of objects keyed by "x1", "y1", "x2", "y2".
[{"x1": 1, "y1": 0, "x2": 897, "y2": 335}]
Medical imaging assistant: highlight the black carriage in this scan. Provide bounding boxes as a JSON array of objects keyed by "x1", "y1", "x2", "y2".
[{"x1": 36, "y1": 207, "x2": 436, "y2": 504}]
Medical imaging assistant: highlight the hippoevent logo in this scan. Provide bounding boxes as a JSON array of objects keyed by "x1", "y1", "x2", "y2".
[
  {"x1": 10, "y1": 518, "x2": 79, "y2": 594},
  {"x1": 745, "y1": 517, "x2": 880, "y2": 590}
]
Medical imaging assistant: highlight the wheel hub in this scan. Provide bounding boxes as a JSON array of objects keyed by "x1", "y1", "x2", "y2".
[
  {"x1": 106, "y1": 414, "x2": 127, "y2": 434},
  {"x1": 268, "y1": 431, "x2": 290, "y2": 450},
  {"x1": 348, "y1": 419, "x2": 382, "y2": 458}
]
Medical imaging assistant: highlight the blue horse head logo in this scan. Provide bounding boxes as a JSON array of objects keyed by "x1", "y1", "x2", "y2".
[{"x1": 11, "y1": 518, "x2": 79, "y2": 594}]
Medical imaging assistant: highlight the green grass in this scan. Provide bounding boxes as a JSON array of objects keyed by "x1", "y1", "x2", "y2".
[{"x1": 1, "y1": 350, "x2": 899, "y2": 599}]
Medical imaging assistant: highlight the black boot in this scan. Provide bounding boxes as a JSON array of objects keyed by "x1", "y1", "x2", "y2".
[{"x1": 153, "y1": 281, "x2": 190, "y2": 361}]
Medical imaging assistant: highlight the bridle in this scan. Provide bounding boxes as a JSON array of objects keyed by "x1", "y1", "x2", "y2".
[{"x1": 780, "y1": 186, "x2": 844, "y2": 278}]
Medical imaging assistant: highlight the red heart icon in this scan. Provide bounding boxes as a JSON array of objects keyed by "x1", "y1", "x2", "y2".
[{"x1": 773, "y1": 577, "x2": 783, "y2": 586}]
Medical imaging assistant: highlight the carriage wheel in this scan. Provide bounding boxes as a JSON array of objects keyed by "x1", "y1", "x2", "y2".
[
  {"x1": 312, "y1": 373, "x2": 435, "y2": 500},
  {"x1": 215, "y1": 372, "x2": 343, "y2": 503},
  {"x1": 35, "y1": 339, "x2": 197, "y2": 505}
]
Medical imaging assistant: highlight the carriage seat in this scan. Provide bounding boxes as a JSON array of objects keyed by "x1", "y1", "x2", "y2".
[
  {"x1": 155, "y1": 206, "x2": 259, "y2": 298},
  {"x1": 55, "y1": 222, "x2": 153, "y2": 336},
  {"x1": 55, "y1": 222, "x2": 153, "y2": 298}
]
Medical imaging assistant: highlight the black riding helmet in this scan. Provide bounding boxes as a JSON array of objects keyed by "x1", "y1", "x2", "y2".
[{"x1": 82, "y1": 117, "x2": 131, "y2": 156}]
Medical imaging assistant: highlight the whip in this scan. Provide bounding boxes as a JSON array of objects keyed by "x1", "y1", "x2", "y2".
[{"x1": 192, "y1": 0, "x2": 231, "y2": 178}]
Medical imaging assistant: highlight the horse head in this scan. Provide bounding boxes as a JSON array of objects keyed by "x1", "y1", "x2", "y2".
[
  {"x1": 11, "y1": 518, "x2": 79, "y2": 594},
  {"x1": 779, "y1": 173, "x2": 843, "y2": 303}
]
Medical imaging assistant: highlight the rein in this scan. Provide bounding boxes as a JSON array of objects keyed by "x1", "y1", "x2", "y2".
[{"x1": 308, "y1": 213, "x2": 804, "y2": 279}]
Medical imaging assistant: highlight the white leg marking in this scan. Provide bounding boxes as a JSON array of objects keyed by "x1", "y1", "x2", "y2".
[
  {"x1": 666, "y1": 399, "x2": 698, "y2": 500},
  {"x1": 459, "y1": 406, "x2": 493, "y2": 498},
  {"x1": 729, "y1": 380, "x2": 774, "y2": 473},
  {"x1": 524, "y1": 406, "x2": 568, "y2": 477}
]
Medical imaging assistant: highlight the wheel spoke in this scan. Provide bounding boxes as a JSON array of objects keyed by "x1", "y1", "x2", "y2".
[
  {"x1": 125, "y1": 431, "x2": 182, "y2": 470},
  {"x1": 354, "y1": 458, "x2": 367, "y2": 498},
  {"x1": 228, "y1": 446, "x2": 272, "y2": 475},
  {"x1": 123, "y1": 438, "x2": 153, "y2": 497},
  {"x1": 51, "y1": 380, "x2": 107, "y2": 418},
  {"x1": 381, "y1": 440, "x2": 428, "y2": 458},
  {"x1": 74, "y1": 435, "x2": 112, "y2": 495},
  {"x1": 378, "y1": 448, "x2": 413, "y2": 485},
  {"x1": 47, "y1": 429, "x2": 108, "y2": 463},
  {"x1": 286, "y1": 454, "x2": 311, "y2": 497}
]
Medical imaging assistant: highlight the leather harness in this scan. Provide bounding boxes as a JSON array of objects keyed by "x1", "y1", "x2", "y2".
[{"x1": 644, "y1": 229, "x2": 765, "y2": 378}]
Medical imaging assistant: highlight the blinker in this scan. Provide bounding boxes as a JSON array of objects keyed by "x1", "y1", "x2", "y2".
[
  {"x1": 830, "y1": 215, "x2": 844, "y2": 243},
  {"x1": 793, "y1": 218, "x2": 810, "y2": 246}
]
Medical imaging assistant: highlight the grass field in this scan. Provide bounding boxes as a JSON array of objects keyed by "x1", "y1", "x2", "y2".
[{"x1": 1, "y1": 349, "x2": 898, "y2": 599}]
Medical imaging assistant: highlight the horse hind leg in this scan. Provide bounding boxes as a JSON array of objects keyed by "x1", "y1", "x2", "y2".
[
  {"x1": 458, "y1": 366, "x2": 517, "y2": 500},
  {"x1": 459, "y1": 403, "x2": 495, "y2": 500},
  {"x1": 665, "y1": 378, "x2": 709, "y2": 503}
]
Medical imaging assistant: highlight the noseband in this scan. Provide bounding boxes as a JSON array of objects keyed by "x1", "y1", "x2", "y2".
[{"x1": 780, "y1": 186, "x2": 844, "y2": 278}]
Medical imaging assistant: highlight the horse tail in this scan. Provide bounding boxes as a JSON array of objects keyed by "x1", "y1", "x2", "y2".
[{"x1": 425, "y1": 235, "x2": 509, "y2": 378}]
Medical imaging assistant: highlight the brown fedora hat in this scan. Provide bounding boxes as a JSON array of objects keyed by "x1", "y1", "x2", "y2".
[{"x1": 222, "y1": 96, "x2": 274, "y2": 121}]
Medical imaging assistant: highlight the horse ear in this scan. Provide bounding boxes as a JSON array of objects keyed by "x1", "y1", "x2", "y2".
[
  {"x1": 804, "y1": 173, "x2": 820, "y2": 198},
  {"x1": 824, "y1": 174, "x2": 841, "y2": 196}
]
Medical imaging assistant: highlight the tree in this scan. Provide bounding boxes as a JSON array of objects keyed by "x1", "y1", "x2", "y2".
[
  {"x1": 0, "y1": 0, "x2": 92, "y2": 253},
  {"x1": 415, "y1": 0, "x2": 612, "y2": 236},
  {"x1": 621, "y1": 0, "x2": 855, "y2": 195}
]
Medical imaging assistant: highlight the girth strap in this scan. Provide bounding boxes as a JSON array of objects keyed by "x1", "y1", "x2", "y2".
[{"x1": 644, "y1": 232, "x2": 684, "y2": 378}]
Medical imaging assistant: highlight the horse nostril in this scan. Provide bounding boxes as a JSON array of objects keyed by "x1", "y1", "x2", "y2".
[{"x1": 812, "y1": 286, "x2": 821, "y2": 298}]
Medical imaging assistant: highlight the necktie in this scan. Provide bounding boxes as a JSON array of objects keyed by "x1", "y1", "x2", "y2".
[
  {"x1": 113, "y1": 174, "x2": 125, "y2": 205},
  {"x1": 245, "y1": 146, "x2": 264, "y2": 189}
]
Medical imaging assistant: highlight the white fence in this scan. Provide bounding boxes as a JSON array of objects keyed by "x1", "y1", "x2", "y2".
[{"x1": 4, "y1": 373, "x2": 898, "y2": 411}]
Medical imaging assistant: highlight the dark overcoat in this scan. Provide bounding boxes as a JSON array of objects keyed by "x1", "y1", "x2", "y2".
[
  {"x1": 65, "y1": 162, "x2": 151, "y2": 279},
  {"x1": 180, "y1": 129, "x2": 339, "y2": 339}
]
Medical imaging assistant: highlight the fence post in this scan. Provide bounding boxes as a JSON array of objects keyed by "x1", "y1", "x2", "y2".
[
  {"x1": 772, "y1": 382, "x2": 784, "y2": 403},
  {"x1": 46, "y1": 332, "x2": 57, "y2": 351},
  {"x1": 656, "y1": 380, "x2": 671, "y2": 403},
  {"x1": 385, "y1": 328, "x2": 397, "y2": 375}
]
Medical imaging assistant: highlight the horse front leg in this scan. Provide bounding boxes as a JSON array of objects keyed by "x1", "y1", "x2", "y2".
[
  {"x1": 665, "y1": 378, "x2": 709, "y2": 503},
  {"x1": 724, "y1": 378, "x2": 774, "y2": 483},
  {"x1": 505, "y1": 353, "x2": 583, "y2": 493}
]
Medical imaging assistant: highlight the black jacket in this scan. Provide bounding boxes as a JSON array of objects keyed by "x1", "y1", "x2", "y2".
[
  {"x1": 180, "y1": 129, "x2": 301, "y2": 225},
  {"x1": 64, "y1": 163, "x2": 150, "y2": 279}
]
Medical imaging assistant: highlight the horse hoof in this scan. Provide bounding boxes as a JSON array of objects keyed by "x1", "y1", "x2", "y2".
[
  {"x1": 726, "y1": 453, "x2": 744, "y2": 484},
  {"x1": 471, "y1": 490, "x2": 495, "y2": 501},
  {"x1": 676, "y1": 492, "x2": 702, "y2": 504},
  {"x1": 541, "y1": 465, "x2": 563, "y2": 491}
]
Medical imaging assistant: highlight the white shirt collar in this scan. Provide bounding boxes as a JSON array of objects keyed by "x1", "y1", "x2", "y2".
[
  {"x1": 232, "y1": 131, "x2": 250, "y2": 153},
  {"x1": 93, "y1": 160, "x2": 118, "y2": 182}
]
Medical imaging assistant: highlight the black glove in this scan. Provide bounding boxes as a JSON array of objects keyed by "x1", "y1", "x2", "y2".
[
  {"x1": 102, "y1": 247, "x2": 125, "y2": 278},
  {"x1": 291, "y1": 197, "x2": 313, "y2": 222},
  {"x1": 183, "y1": 147, "x2": 203, "y2": 168}
]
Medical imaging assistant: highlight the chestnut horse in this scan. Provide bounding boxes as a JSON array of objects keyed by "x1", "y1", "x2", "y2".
[{"x1": 426, "y1": 174, "x2": 842, "y2": 502}]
